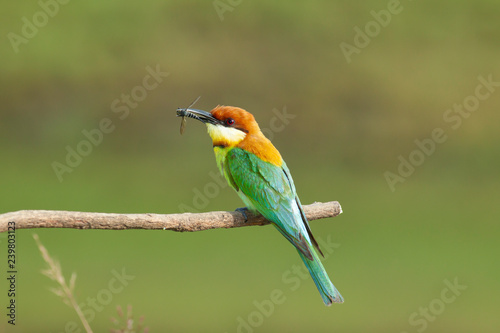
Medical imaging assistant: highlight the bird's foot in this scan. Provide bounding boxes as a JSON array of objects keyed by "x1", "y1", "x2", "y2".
[{"x1": 236, "y1": 207, "x2": 251, "y2": 223}]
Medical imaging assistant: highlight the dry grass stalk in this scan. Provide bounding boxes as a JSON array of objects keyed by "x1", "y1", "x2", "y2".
[
  {"x1": 33, "y1": 234, "x2": 94, "y2": 333},
  {"x1": 110, "y1": 304, "x2": 149, "y2": 333}
]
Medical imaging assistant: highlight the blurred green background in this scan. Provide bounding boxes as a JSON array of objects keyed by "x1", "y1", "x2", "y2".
[{"x1": 1, "y1": 0, "x2": 499, "y2": 332}]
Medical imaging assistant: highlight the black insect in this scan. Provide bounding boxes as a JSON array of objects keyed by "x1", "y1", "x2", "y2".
[{"x1": 176, "y1": 96, "x2": 201, "y2": 135}]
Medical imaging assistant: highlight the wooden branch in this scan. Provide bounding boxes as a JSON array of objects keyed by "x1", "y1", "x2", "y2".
[{"x1": 0, "y1": 201, "x2": 342, "y2": 233}]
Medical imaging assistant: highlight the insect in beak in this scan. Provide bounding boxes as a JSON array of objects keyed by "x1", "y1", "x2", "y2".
[
  {"x1": 179, "y1": 114, "x2": 187, "y2": 135},
  {"x1": 176, "y1": 96, "x2": 201, "y2": 135}
]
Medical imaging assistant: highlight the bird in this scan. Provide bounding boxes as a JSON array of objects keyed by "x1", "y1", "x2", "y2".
[{"x1": 176, "y1": 104, "x2": 343, "y2": 306}]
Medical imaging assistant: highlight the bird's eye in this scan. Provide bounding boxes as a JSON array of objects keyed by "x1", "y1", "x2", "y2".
[{"x1": 225, "y1": 118, "x2": 235, "y2": 126}]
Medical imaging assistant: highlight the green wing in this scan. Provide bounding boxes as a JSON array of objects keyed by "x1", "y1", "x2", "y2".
[{"x1": 225, "y1": 148, "x2": 322, "y2": 259}]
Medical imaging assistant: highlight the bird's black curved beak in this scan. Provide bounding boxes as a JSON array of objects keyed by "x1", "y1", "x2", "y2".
[{"x1": 176, "y1": 108, "x2": 221, "y2": 125}]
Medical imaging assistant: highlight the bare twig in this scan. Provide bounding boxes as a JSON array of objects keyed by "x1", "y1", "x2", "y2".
[{"x1": 0, "y1": 201, "x2": 342, "y2": 233}]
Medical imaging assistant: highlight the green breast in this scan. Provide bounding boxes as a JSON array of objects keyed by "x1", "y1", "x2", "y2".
[{"x1": 213, "y1": 146, "x2": 239, "y2": 192}]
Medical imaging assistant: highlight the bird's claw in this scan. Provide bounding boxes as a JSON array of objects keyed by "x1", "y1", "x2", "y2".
[{"x1": 236, "y1": 207, "x2": 250, "y2": 222}]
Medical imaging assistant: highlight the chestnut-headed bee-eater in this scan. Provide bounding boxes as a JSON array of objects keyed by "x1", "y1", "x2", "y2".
[{"x1": 176, "y1": 105, "x2": 343, "y2": 306}]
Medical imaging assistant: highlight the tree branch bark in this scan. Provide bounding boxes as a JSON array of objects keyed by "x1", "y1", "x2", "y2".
[{"x1": 0, "y1": 201, "x2": 342, "y2": 233}]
